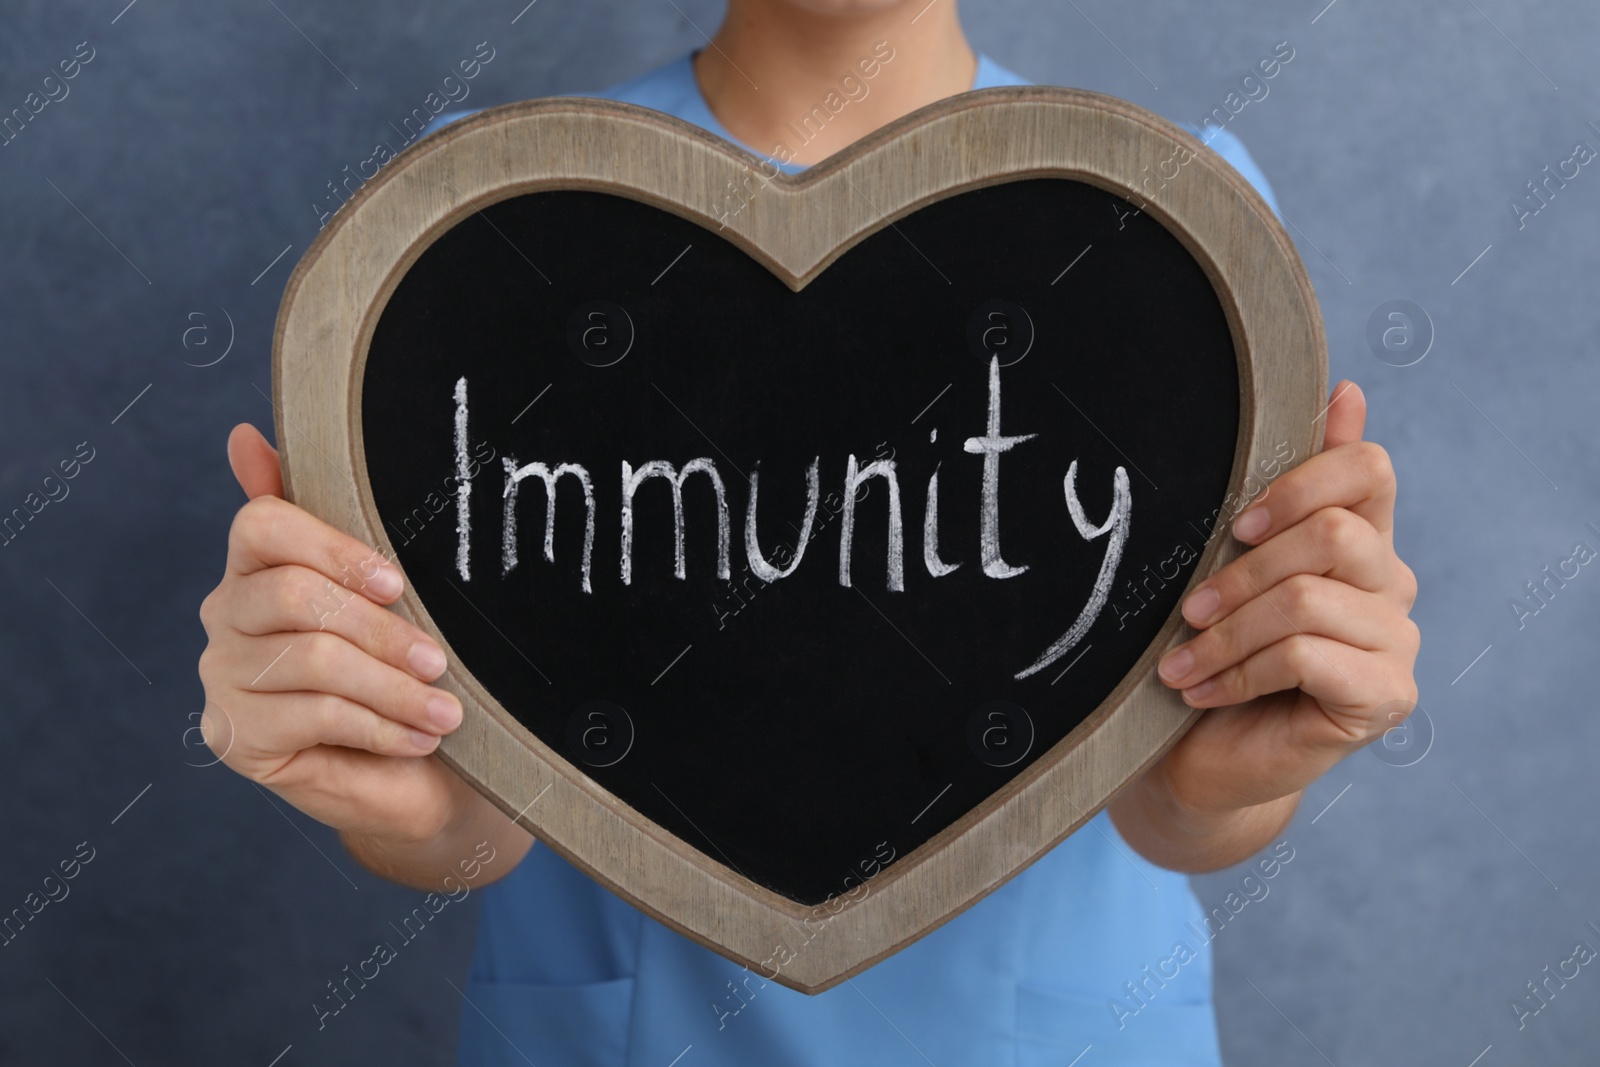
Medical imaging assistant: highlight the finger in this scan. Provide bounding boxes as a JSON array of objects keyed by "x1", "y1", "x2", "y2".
[
  {"x1": 1230, "y1": 438, "x2": 1398, "y2": 545},
  {"x1": 1161, "y1": 575, "x2": 1395, "y2": 690},
  {"x1": 1320, "y1": 379, "x2": 1367, "y2": 451},
  {"x1": 228, "y1": 423, "x2": 285, "y2": 500},
  {"x1": 226, "y1": 494, "x2": 403, "y2": 603},
  {"x1": 238, "y1": 630, "x2": 461, "y2": 735},
  {"x1": 225, "y1": 690, "x2": 444, "y2": 764},
  {"x1": 1175, "y1": 632, "x2": 1378, "y2": 718},
  {"x1": 225, "y1": 565, "x2": 447, "y2": 681},
  {"x1": 1182, "y1": 507, "x2": 1412, "y2": 627}
]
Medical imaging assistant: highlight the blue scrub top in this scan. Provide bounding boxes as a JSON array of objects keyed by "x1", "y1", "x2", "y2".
[{"x1": 427, "y1": 50, "x2": 1282, "y2": 1067}]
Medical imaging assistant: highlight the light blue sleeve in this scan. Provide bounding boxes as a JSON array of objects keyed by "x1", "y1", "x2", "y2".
[
  {"x1": 1182, "y1": 123, "x2": 1283, "y2": 218},
  {"x1": 430, "y1": 108, "x2": 481, "y2": 131}
]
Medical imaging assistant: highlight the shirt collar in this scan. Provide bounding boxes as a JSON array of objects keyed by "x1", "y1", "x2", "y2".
[{"x1": 679, "y1": 50, "x2": 1020, "y2": 174}]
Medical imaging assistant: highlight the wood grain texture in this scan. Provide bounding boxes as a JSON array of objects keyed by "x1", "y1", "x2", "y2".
[{"x1": 272, "y1": 85, "x2": 1327, "y2": 993}]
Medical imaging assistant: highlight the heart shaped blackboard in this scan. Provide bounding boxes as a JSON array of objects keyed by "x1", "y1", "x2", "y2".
[
  {"x1": 362, "y1": 181, "x2": 1236, "y2": 902},
  {"x1": 274, "y1": 88, "x2": 1326, "y2": 992}
]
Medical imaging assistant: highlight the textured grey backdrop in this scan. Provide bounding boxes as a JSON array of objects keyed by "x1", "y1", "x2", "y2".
[{"x1": 1, "y1": 0, "x2": 1596, "y2": 1063}]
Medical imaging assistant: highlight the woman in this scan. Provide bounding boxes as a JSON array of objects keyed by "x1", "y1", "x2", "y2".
[{"x1": 198, "y1": 1, "x2": 1420, "y2": 1062}]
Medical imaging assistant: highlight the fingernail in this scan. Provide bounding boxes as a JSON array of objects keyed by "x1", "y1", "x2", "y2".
[
  {"x1": 427, "y1": 694, "x2": 462, "y2": 731},
  {"x1": 1234, "y1": 507, "x2": 1270, "y2": 541},
  {"x1": 1183, "y1": 588, "x2": 1220, "y2": 626},
  {"x1": 1184, "y1": 679, "x2": 1217, "y2": 703},
  {"x1": 409, "y1": 728, "x2": 440, "y2": 750},
  {"x1": 1159, "y1": 648, "x2": 1193, "y2": 683},
  {"x1": 409, "y1": 641, "x2": 447, "y2": 680},
  {"x1": 368, "y1": 564, "x2": 403, "y2": 599}
]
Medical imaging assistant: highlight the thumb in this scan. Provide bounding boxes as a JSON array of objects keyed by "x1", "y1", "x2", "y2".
[
  {"x1": 1320, "y1": 379, "x2": 1367, "y2": 451},
  {"x1": 227, "y1": 423, "x2": 285, "y2": 500}
]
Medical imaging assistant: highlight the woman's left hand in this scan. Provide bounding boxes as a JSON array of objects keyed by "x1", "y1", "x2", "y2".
[{"x1": 1114, "y1": 380, "x2": 1420, "y2": 859}]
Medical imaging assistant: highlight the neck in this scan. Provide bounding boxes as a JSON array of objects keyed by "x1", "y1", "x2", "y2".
[{"x1": 693, "y1": 0, "x2": 977, "y2": 166}]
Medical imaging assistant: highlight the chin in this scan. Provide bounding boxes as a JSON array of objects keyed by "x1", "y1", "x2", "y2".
[{"x1": 773, "y1": 0, "x2": 916, "y2": 15}]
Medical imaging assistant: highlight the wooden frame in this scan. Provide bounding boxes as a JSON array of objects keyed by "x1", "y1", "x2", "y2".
[{"x1": 273, "y1": 86, "x2": 1327, "y2": 994}]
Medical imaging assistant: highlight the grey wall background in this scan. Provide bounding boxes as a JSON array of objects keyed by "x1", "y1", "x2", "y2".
[{"x1": 1, "y1": 0, "x2": 1596, "y2": 1063}]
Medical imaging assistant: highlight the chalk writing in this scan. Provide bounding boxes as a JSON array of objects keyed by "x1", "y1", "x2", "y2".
[{"x1": 455, "y1": 357, "x2": 1133, "y2": 679}]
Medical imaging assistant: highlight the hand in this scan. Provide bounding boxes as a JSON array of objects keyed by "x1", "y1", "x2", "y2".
[
  {"x1": 1150, "y1": 380, "x2": 1420, "y2": 816},
  {"x1": 1110, "y1": 381, "x2": 1420, "y2": 869},
  {"x1": 196, "y1": 424, "x2": 482, "y2": 849}
]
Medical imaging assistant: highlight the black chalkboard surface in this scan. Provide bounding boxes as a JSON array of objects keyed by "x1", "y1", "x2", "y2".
[
  {"x1": 361, "y1": 179, "x2": 1238, "y2": 904},
  {"x1": 278, "y1": 89, "x2": 1325, "y2": 990}
]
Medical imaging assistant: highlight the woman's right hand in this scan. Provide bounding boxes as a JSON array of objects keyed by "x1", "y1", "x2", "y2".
[{"x1": 196, "y1": 423, "x2": 486, "y2": 853}]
